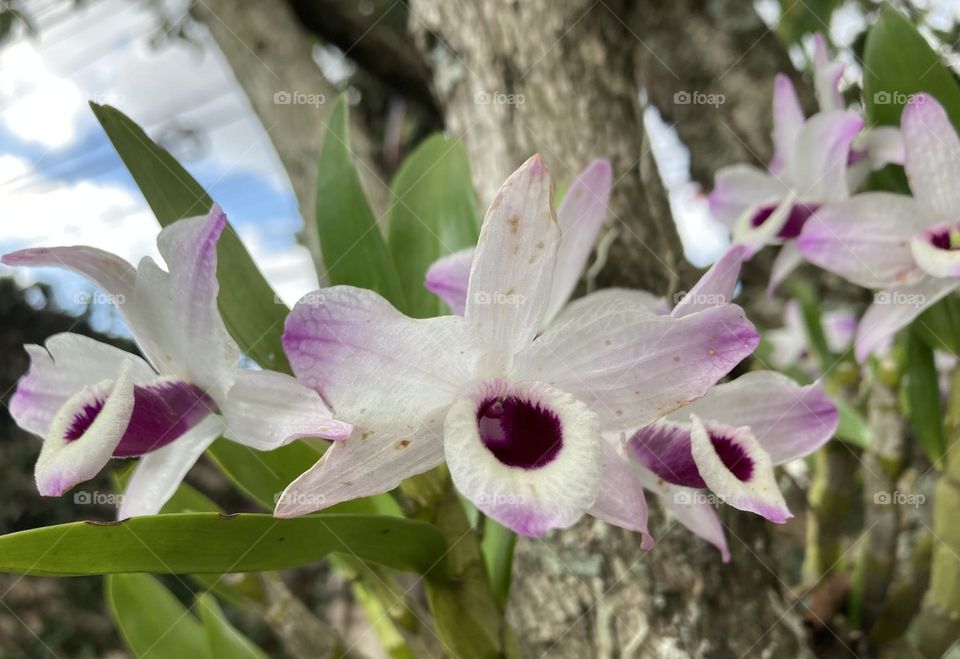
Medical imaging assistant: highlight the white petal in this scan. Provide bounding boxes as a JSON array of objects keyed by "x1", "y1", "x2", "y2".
[
  {"x1": 545, "y1": 159, "x2": 612, "y2": 323},
  {"x1": 709, "y1": 165, "x2": 787, "y2": 229},
  {"x1": 589, "y1": 437, "x2": 653, "y2": 546},
  {"x1": 35, "y1": 360, "x2": 136, "y2": 497},
  {"x1": 902, "y1": 94, "x2": 960, "y2": 218},
  {"x1": 790, "y1": 111, "x2": 863, "y2": 201},
  {"x1": 2, "y1": 245, "x2": 135, "y2": 306},
  {"x1": 672, "y1": 244, "x2": 746, "y2": 317},
  {"x1": 275, "y1": 421, "x2": 445, "y2": 517},
  {"x1": 767, "y1": 241, "x2": 804, "y2": 295},
  {"x1": 465, "y1": 155, "x2": 560, "y2": 372},
  {"x1": 797, "y1": 193, "x2": 933, "y2": 289},
  {"x1": 690, "y1": 416, "x2": 791, "y2": 523},
  {"x1": 424, "y1": 247, "x2": 474, "y2": 315},
  {"x1": 221, "y1": 369, "x2": 352, "y2": 449},
  {"x1": 118, "y1": 415, "x2": 224, "y2": 518},
  {"x1": 282, "y1": 286, "x2": 481, "y2": 430},
  {"x1": 444, "y1": 379, "x2": 601, "y2": 536},
  {"x1": 812, "y1": 33, "x2": 845, "y2": 113},
  {"x1": 856, "y1": 277, "x2": 960, "y2": 362},
  {"x1": 513, "y1": 295, "x2": 759, "y2": 430},
  {"x1": 127, "y1": 206, "x2": 240, "y2": 397},
  {"x1": 668, "y1": 371, "x2": 837, "y2": 464},
  {"x1": 10, "y1": 333, "x2": 155, "y2": 438},
  {"x1": 771, "y1": 74, "x2": 805, "y2": 177}
]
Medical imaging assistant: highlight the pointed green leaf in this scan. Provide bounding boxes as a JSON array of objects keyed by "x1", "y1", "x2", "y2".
[
  {"x1": 196, "y1": 593, "x2": 270, "y2": 659},
  {"x1": 108, "y1": 573, "x2": 210, "y2": 659},
  {"x1": 834, "y1": 396, "x2": 870, "y2": 449},
  {"x1": 387, "y1": 134, "x2": 480, "y2": 317},
  {"x1": 864, "y1": 8, "x2": 960, "y2": 128},
  {"x1": 315, "y1": 95, "x2": 405, "y2": 306},
  {"x1": 0, "y1": 513, "x2": 447, "y2": 577},
  {"x1": 480, "y1": 518, "x2": 516, "y2": 609},
  {"x1": 89, "y1": 102, "x2": 290, "y2": 373},
  {"x1": 904, "y1": 329, "x2": 946, "y2": 464}
]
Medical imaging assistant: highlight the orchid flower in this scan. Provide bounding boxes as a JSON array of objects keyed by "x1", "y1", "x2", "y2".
[
  {"x1": 709, "y1": 33, "x2": 901, "y2": 293},
  {"x1": 426, "y1": 158, "x2": 612, "y2": 320},
  {"x1": 600, "y1": 249, "x2": 839, "y2": 559},
  {"x1": 3, "y1": 207, "x2": 351, "y2": 517},
  {"x1": 276, "y1": 155, "x2": 760, "y2": 540},
  {"x1": 797, "y1": 94, "x2": 960, "y2": 361},
  {"x1": 766, "y1": 300, "x2": 857, "y2": 371}
]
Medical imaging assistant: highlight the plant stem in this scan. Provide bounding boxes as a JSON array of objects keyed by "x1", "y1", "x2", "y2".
[
  {"x1": 856, "y1": 374, "x2": 906, "y2": 630},
  {"x1": 803, "y1": 442, "x2": 860, "y2": 584},
  {"x1": 908, "y1": 367, "x2": 960, "y2": 656}
]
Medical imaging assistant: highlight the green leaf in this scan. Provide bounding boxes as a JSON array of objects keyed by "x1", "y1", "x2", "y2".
[
  {"x1": 776, "y1": 0, "x2": 839, "y2": 45},
  {"x1": 864, "y1": 8, "x2": 960, "y2": 128},
  {"x1": 788, "y1": 280, "x2": 833, "y2": 371},
  {"x1": 315, "y1": 95, "x2": 405, "y2": 305},
  {"x1": 480, "y1": 518, "x2": 516, "y2": 609},
  {"x1": 914, "y1": 296, "x2": 960, "y2": 356},
  {"x1": 108, "y1": 573, "x2": 210, "y2": 659},
  {"x1": 196, "y1": 593, "x2": 270, "y2": 659},
  {"x1": 904, "y1": 328, "x2": 946, "y2": 465},
  {"x1": 387, "y1": 134, "x2": 481, "y2": 317},
  {"x1": 834, "y1": 396, "x2": 870, "y2": 449},
  {"x1": 0, "y1": 513, "x2": 447, "y2": 577},
  {"x1": 89, "y1": 103, "x2": 290, "y2": 373}
]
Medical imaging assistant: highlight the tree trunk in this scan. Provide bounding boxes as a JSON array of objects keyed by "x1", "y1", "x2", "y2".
[{"x1": 409, "y1": 1, "x2": 813, "y2": 655}]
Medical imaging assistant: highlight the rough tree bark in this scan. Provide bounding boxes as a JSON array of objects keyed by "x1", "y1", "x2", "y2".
[{"x1": 408, "y1": 0, "x2": 812, "y2": 656}]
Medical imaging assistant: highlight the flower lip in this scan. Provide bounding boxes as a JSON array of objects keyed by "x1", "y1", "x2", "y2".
[
  {"x1": 749, "y1": 202, "x2": 820, "y2": 239},
  {"x1": 710, "y1": 432, "x2": 754, "y2": 482},
  {"x1": 63, "y1": 379, "x2": 217, "y2": 458},
  {"x1": 477, "y1": 394, "x2": 563, "y2": 469}
]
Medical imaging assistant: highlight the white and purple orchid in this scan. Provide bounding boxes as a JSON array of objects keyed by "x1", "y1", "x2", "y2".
[
  {"x1": 3, "y1": 207, "x2": 351, "y2": 518},
  {"x1": 709, "y1": 33, "x2": 902, "y2": 293},
  {"x1": 797, "y1": 94, "x2": 960, "y2": 361},
  {"x1": 276, "y1": 155, "x2": 761, "y2": 540},
  {"x1": 766, "y1": 300, "x2": 858, "y2": 371}
]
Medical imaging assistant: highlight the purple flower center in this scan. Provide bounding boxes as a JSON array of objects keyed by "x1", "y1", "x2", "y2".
[
  {"x1": 709, "y1": 433, "x2": 754, "y2": 482},
  {"x1": 750, "y1": 202, "x2": 820, "y2": 239},
  {"x1": 929, "y1": 228, "x2": 960, "y2": 251},
  {"x1": 476, "y1": 395, "x2": 562, "y2": 469},
  {"x1": 65, "y1": 381, "x2": 216, "y2": 457}
]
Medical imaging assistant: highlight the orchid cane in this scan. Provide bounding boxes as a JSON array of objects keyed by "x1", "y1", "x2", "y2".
[
  {"x1": 797, "y1": 94, "x2": 960, "y2": 361},
  {"x1": 3, "y1": 207, "x2": 351, "y2": 518},
  {"x1": 277, "y1": 155, "x2": 760, "y2": 540}
]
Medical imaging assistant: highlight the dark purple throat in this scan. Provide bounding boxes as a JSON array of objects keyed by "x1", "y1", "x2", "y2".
[
  {"x1": 477, "y1": 395, "x2": 562, "y2": 469},
  {"x1": 709, "y1": 433, "x2": 754, "y2": 481},
  {"x1": 66, "y1": 381, "x2": 216, "y2": 457},
  {"x1": 750, "y1": 202, "x2": 820, "y2": 239}
]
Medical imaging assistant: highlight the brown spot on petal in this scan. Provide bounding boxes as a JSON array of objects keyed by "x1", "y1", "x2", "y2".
[
  {"x1": 508, "y1": 214, "x2": 521, "y2": 234},
  {"x1": 708, "y1": 348, "x2": 717, "y2": 356},
  {"x1": 673, "y1": 356, "x2": 680, "y2": 362},
  {"x1": 396, "y1": 439, "x2": 412, "y2": 449},
  {"x1": 536, "y1": 241, "x2": 545, "y2": 249}
]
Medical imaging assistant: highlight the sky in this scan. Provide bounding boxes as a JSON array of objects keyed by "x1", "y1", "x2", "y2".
[{"x1": 0, "y1": 0, "x2": 317, "y2": 335}]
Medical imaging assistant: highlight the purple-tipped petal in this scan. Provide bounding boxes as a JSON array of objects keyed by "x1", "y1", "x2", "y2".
[
  {"x1": 444, "y1": 379, "x2": 601, "y2": 537},
  {"x1": 911, "y1": 221, "x2": 960, "y2": 279},
  {"x1": 118, "y1": 415, "x2": 223, "y2": 518},
  {"x1": 767, "y1": 241, "x2": 804, "y2": 296},
  {"x1": 465, "y1": 155, "x2": 561, "y2": 370},
  {"x1": 424, "y1": 247, "x2": 474, "y2": 315},
  {"x1": 2, "y1": 245, "x2": 135, "y2": 306},
  {"x1": 771, "y1": 74, "x2": 805, "y2": 177},
  {"x1": 672, "y1": 244, "x2": 746, "y2": 317},
  {"x1": 628, "y1": 422, "x2": 703, "y2": 487},
  {"x1": 902, "y1": 94, "x2": 960, "y2": 218},
  {"x1": 128, "y1": 206, "x2": 239, "y2": 397},
  {"x1": 855, "y1": 277, "x2": 960, "y2": 362},
  {"x1": 275, "y1": 422, "x2": 445, "y2": 517},
  {"x1": 10, "y1": 333, "x2": 156, "y2": 438},
  {"x1": 221, "y1": 369, "x2": 352, "y2": 449},
  {"x1": 812, "y1": 33, "x2": 845, "y2": 113},
  {"x1": 797, "y1": 193, "x2": 932, "y2": 289},
  {"x1": 709, "y1": 165, "x2": 787, "y2": 229},
  {"x1": 282, "y1": 286, "x2": 481, "y2": 430},
  {"x1": 545, "y1": 158, "x2": 612, "y2": 322},
  {"x1": 35, "y1": 361, "x2": 136, "y2": 497},
  {"x1": 668, "y1": 371, "x2": 838, "y2": 464},
  {"x1": 689, "y1": 416, "x2": 791, "y2": 523},
  {"x1": 513, "y1": 296, "x2": 759, "y2": 431},
  {"x1": 631, "y1": 463, "x2": 730, "y2": 561},
  {"x1": 791, "y1": 111, "x2": 863, "y2": 202},
  {"x1": 589, "y1": 438, "x2": 653, "y2": 547}
]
